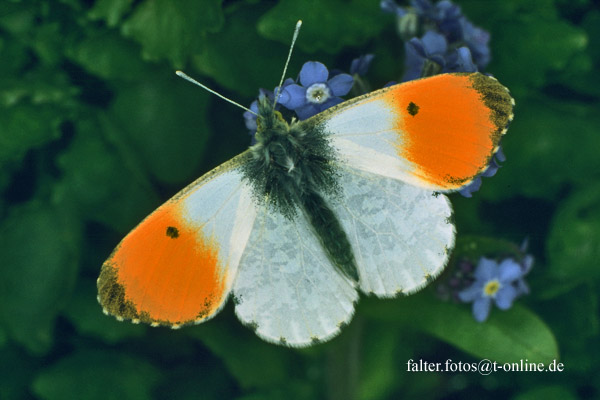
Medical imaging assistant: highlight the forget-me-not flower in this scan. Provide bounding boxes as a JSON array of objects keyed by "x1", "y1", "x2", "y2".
[
  {"x1": 382, "y1": 0, "x2": 491, "y2": 71},
  {"x1": 458, "y1": 257, "x2": 526, "y2": 322},
  {"x1": 459, "y1": 147, "x2": 506, "y2": 198},
  {"x1": 278, "y1": 61, "x2": 354, "y2": 120}
]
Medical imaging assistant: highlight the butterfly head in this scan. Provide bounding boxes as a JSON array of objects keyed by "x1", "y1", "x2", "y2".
[{"x1": 254, "y1": 94, "x2": 289, "y2": 144}]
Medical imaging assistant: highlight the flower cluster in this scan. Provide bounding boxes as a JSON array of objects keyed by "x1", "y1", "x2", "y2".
[
  {"x1": 437, "y1": 239, "x2": 533, "y2": 322},
  {"x1": 381, "y1": 0, "x2": 490, "y2": 81},
  {"x1": 245, "y1": 58, "x2": 370, "y2": 138}
]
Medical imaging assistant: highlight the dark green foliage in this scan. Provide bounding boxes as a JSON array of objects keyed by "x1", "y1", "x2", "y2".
[{"x1": 0, "y1": 0, "x2": 599, "y2": 399}]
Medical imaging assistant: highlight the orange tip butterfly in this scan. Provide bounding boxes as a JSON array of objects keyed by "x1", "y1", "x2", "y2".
[{"x1": 97, "y1": 21, "x2": 514, "y2": 347}]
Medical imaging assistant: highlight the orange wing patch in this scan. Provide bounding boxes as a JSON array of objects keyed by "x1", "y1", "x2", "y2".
[
  {"x1": 97, "y1": 202, "x2": 226, "y2": 327},
  {"x1": 385, "y1": 73, "x2": 514, "y2": 190}
]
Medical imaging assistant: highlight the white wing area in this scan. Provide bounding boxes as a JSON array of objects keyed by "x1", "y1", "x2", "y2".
[
  {"x1": 180, "y1": 168, "x2": 257, "y2": 299},
  {"x1": 330, "y1": 167, "x2": 455, "y2": 297},
  {"x1": 233, "y1": 205, "x2": 358, "y2": 347},
  {"x1": 315, "y1": 97, "x2": 429, "y2": 188}
]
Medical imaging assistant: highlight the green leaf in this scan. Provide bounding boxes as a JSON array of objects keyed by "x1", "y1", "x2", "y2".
[
  {"x1": 0, "y1": 65, "x2": 77, "y2": 108},
  {"x1": 0, "y1": 346, "x2": 39, "y2": 400},
  {"x1": 65, "y1": 30, "x2": 148, "y2": 81},
  {"x1": 0, "y1": 2, "x2": 36, "y2": 36},
  {"x1": 0, "y1": 327, "x2": 6, "y2": 348},
  {"x1": 258, "y1": 0, "x2": 384, "y2": 53},
  {"x1": 0, "y1": 103, "x2": 63, "y2": 166},
  {"x1": 0, "y1": 202, "x2": 81, "y2": 354},
  {"x1": 63, "y1": 279, "x2": 146, "y2": 344},
  {"x1": 0, "y1": 30, "x2": 31, "y2": 77},
  {"x1": 541, "y1": 285, "x2": 599, "y2": 372},
  {"x1": 480, "y1": 97, "x2": 600, "y2": 201},
  {"x1": 88, "y1": 0, "x2": 134, "y2": 27},
  {"x1": 357, "y1": 322, "x2": 402, "y2": 400},
  {"x1": 28, "y1": 20, "x2": 67, "y2": 66},
  {"x1": 547, "y1": 184, "x2": 600, "y2": 283},
  {"x1": 108, "y1": 70, "x2": 212, "y2": 185},
  {"x1": 121, "y1": 0, "x2": 224, "y2": 67},
  {"x1": 154, "y1": 364, "x2": 236, "y2": 400},
  {"x1": 32, "y1": 350, "x2": 161, "y2": 400},
  {"x1": 512, "y1": 385, "x2": 578, "y2": 400},
  {"x1": 188, "y1": 319, "x2": 291, "y2": 389},
  {"x1": 481, "y1": 2, "x2": 587, "y2": 96},
  {"x1": 192, "y1": 3, "x2": 296, "y2": 97},
  {"x1": 581, "y1": 10, "x2": 600, "y2": 66},
  {"x1": 235, "y1": 381, "x2": 315, "y2": 400},
  {"x1": 564, "y1": 10, "x2": 600, "y2": 98},
  {"x1": 362, "y1": 293, "x2": 558, "y2": 364},
  {"x1": 451, "y1": 236, "x2": 523, "y2": 263},
  {"x1": 53, "y1": 116, "x2": 160, "y2": 232}
]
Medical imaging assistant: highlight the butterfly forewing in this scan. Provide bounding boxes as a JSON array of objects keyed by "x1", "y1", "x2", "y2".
[
  {"x1": 311, "y1": 73, "x2": 514, "y2": 191},
  {"x1": 98, "y1": 153, "x2": 256, "y2": 327}
]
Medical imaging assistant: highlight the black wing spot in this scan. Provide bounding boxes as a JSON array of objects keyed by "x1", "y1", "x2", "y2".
[
  {"x1": 407, "y1": 101, "x2": 420, "y2": 116},
  {"x1": 166, "y1": 226, "x2": 179, "y2": 238}
]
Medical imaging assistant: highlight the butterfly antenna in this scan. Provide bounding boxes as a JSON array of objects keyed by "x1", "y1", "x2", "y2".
[
  {"x1": 175, "y1": 71, "x2": 258, "y2": 116},
  {"x1": 273, "y1": 20, "x2": 302, "y2": 108}
]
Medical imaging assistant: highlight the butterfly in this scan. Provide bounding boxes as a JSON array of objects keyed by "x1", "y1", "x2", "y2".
[{"x1": 97, "y1": 67, "x2": 514, "y2": 347}]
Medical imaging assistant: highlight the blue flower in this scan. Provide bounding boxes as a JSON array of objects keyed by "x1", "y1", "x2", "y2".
[
  {"x1": 459, "y1": 147, "x2": 505, "y2": 197},
  {"x1": 279, "y1": 61, "x2": 354, "y2": 120},
  {"x1": 515, "y1": 254, "x2": 534, "y2": 296},
  {"x1": 403, "y1": 31, "x2": 480, "y2": 81},
  {"x1": 460, "y1": 18, "x2": 491, "y2": 69},
  {"x1": 350, "y1": 54, "x2": 375, "y2": 77},
  {"x1": 244, "y1": 88, "x2": 273, "y2": 134},
  {"x1": 403, "y1": 31, "x2": 448, "y2": 81},
  {"x1": 445, "y1": 46, "x2": 478, "y2": 73},
  {"x1": 458, "y1": 257, "x2": 526, "y2": 322},
  {"x1": 382, "y1": 0, "x2": 491, "y2": 77},
  {"x1": 515, "y1": 238, "x2": 534, "y2": 296},
  {"x1": 430, "y1": 0, "x2": 463, "y2": 42}
]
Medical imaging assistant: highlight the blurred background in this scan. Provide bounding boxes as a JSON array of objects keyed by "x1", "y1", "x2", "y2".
[{"x1": 1, "y1": 0, "x2": 599, "y2": 399}]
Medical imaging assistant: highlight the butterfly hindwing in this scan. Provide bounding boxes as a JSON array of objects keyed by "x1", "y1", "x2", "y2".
[
  {"x1": 330, "y1": 166, "x2": 455, "y2": 297},
  {"x1": 233, "y1": 204, "x2": 358, "y2": 347},
  {"x1": 98, "y1": 152, "x2": 256, "y2": 327}
]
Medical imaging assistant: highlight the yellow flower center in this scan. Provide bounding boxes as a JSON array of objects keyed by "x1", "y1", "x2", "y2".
[{"x1": 483, "y1": 279, "x2": 501, "y2": 297}]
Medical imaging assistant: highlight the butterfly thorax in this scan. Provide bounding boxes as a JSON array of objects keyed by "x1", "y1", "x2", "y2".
[
  {"x1": 242, "y1": 96, "x2": 359, "y2": 281},
  {"x1": 244, "y1": 96, "x2": 340, "y2": 218}
]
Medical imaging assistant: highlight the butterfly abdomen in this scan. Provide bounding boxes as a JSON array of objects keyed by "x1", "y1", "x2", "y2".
[{"x1": 300, "y1": 189, "x2": 359, "y2": 282}]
